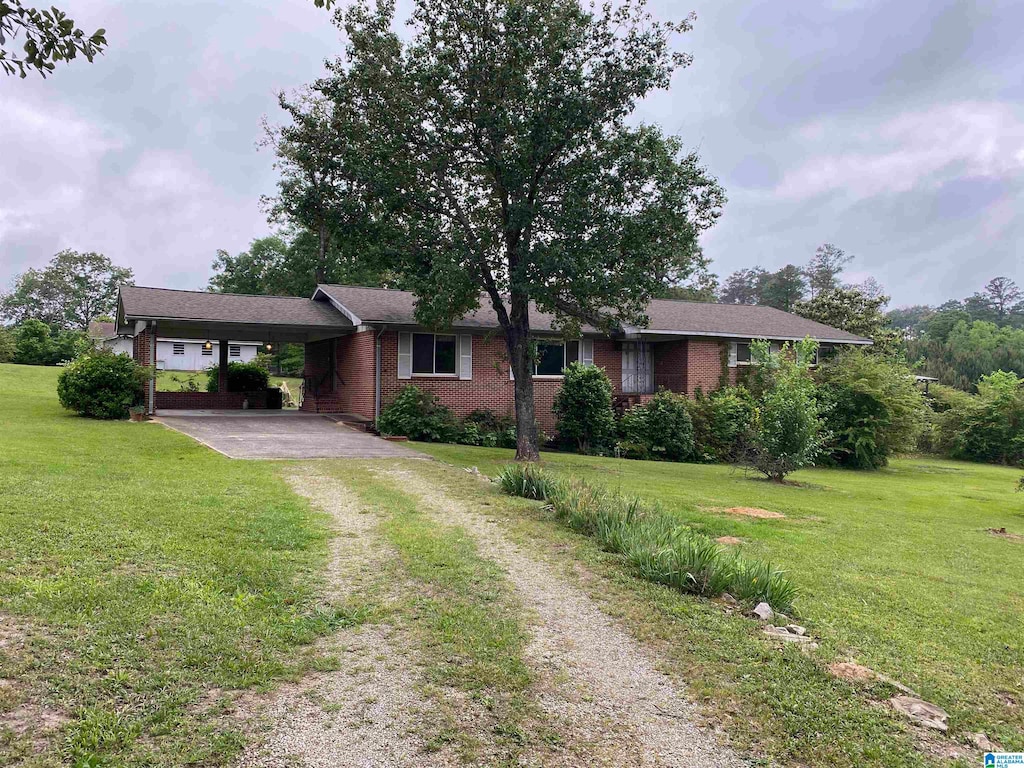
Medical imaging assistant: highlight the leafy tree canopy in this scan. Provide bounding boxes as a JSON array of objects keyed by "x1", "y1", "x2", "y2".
[
  {"x1": 805, "y1": 243, "x2": 852, "y2": 299},
  {"x1": 0, "y1": 1, "x2": 105, "y2": 78},
  {"x1": 209, "y1": 231, "x2": 393, "y2": 297},
  {"x1": 794, "y1": 286, "x2": 901, "y2": 355},
  {"x1": 1, "y1": 250, "x2": 132, "y2": 330},
  {"x1": 301, "y1": 0, "x2": 725, "y2": 459}
]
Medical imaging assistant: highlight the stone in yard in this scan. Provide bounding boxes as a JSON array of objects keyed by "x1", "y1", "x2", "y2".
[
  {"x1": 785, "y1": 624, "x2": 807, "y2": 636},
  {"x1": 750, "y1": 602, "x2": 774, "y2": 622},
  {"x1": 889, "y1": 696, "x2": 948, "y2": 732},
  {"x1": 967, "y1": 732, "x2": 999, "y2": 751},
  {"x1": 762, "y1": 625, "x2": 814, "y2": 643}
]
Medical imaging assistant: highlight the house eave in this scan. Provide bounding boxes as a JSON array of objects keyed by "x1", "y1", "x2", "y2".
[{"x1": 622, "y1": 327, "x2": 873, "y2": 345}]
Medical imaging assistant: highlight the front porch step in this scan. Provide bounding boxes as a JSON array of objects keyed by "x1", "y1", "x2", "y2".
[{"x1": 321, "y1": 413, "x2": 375, "y2": 433}]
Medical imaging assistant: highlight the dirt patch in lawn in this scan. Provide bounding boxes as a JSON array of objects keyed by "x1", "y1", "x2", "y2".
[
  {"x1": 987, "y1": 527, "x2": 1024, "y2": 542},
  {"x1": 723, "y1": 506, "x2": 785, "y2": 519},
  {"x1": 716, "y1": 536, "x2": 743, "y2": 545},
  {"x1": 386, "y1": 465, "x2": 744, "y2": 767}
]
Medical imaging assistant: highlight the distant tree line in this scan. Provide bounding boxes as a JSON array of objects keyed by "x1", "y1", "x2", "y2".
[{"x1": 0, "y1": 250, "x2": 131, "y2": 366}]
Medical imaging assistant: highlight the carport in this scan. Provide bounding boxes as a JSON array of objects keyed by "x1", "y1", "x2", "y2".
[{"x1": 116, "y1": 286, "x2": 355, "y2": 415}]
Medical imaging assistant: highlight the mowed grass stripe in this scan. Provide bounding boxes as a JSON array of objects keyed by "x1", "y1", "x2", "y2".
[
  {"x1": 333, "y1": 463, "x2": 533, "y2": 757},
  {"x1": 0, "y1": 364, "x2": 358, "y2": 767}
]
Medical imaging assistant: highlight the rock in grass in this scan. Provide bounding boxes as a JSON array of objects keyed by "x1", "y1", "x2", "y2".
[
  {"x1": 889, "y1": 696, "x2": 949, "y2": 731},
  {"x1": 750, "y1": 602, "x2": 774, "y2": 622},
  {"x1": 762, "y1": 625, "x2": 813, "y2": 643},
  {"x1": 967, "y1": 732, "x2": 999, "y2": 751}
]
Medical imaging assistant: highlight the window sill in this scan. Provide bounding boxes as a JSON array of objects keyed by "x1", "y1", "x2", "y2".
[
  {"x1": 412, "y1": 373, "x2": 459, "y2": 379},
  {"x1": 533, "y1": 375, "x2": 565, "y2": 380}
]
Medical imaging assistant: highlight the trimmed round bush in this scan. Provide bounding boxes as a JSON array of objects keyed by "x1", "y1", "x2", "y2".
[
  {"x1": 553, "y1": 362, "x2": 615, "y2": 454},
  {"x1": 377, "y1": 385, "x2": 458, "y2": 441},
  {"x1": 205, "y1": 362, "x2": 270, "y2": 393},
  {"x1": 57, "y1": 351, "x2": 148, "y2": 419}
]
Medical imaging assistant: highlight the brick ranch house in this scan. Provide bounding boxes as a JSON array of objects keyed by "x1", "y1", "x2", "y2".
[{"x1": 116, "y1": 284, "x2": 871, "y2": 430}]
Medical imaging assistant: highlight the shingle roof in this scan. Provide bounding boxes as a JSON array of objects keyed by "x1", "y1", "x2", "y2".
[
  {"x1": 118, "y1": 286, "x2": 353, "y2": 328},
  {"x1": 315, "y1": 284, "x2": 575, "y2": 332},
  {"x1": 641, "y1": 299, "x2": 871, "y2": 343},
  {"x1": 117, "y1": 284, "x2": 869, "y2": 343},
  {"x1": 316, "y1": 284, "x2": 871, "y2": 343},
  {"x1": 88, "y1": 321, "x2": 116, "y2": 339}
]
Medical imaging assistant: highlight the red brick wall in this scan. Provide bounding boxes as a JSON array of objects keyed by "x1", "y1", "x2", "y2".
[
  {"x1": 651, "y1": 339, "x2": 688, "y2": 393},
  {"x1": 335, "y1": 330, "x2": 377, "y2": 416},
  {"x1": 376, "y1": 332, "x2": 620, "y2": 433},
  {"x1": 156, "y1": 391, "x2": 268, "y2": 410},
  {"x1": 306, "y1": 330, "x2": 736, "y2": 428},
  {"x1": 685, "y1": 338, "x2": 727, "y2": 396},
  {"x1": 132, "y1": 326, "x2": 154, "y2": 411}
]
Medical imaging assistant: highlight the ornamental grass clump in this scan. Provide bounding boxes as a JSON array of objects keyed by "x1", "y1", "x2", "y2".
[
  {"x1": 495, "y1": 462, "x2": 564, "y2": 501},
  {"x1": 496, "y1": 464, "x2": 798, "y2": 612}
]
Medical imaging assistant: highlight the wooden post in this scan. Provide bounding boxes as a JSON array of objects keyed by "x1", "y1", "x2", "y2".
[{"x1": 218, "y1": 339, "x2": 229, "y2": 394}]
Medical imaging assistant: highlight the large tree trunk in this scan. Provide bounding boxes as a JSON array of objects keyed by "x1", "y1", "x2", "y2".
[{"x1": 505, "y1": 295, "x2": 540, "y2": 462}]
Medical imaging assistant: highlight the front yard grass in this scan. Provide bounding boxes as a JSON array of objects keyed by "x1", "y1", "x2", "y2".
[
  {"x1": 414, "y1": 442, "x2": 1024, "y2": 763},
  {"x1": 0, "y1": 364, "x2": 355, "y2": 766}
]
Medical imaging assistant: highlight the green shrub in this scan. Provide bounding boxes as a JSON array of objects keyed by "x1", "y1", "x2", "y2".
[
  {"x1": 746, "y1": 338, "x2": 825, "y2": 482},
  {"x1": 12, "y1": 319, "x2": 87, "y2": 366},
  {"x1": 496, "y1": 465, "x2": 799, "y2": 612},
  {"x1": 553, "y1": 362, "x2": 615, "y2": 454},
  {"x1": 643, "y1": 390, "x2": 695, "y2": 460},
  {"x1": 205, "y1": 362, "x2": 270, "y2": 393},
  {"x1": 937, "y1": 371, "x2": 1024, "y2": 465},
  {"x1": 0, "y1": 326, "x2": 14, "y2": 363},
  {"x1": 617, "y1": 390, "x2": 695, "y2": 461},
  {"x1": 57, "y1": 351, "x2": 148, "y2": 419},
  {"x1": 377, "y1": 385, "x2": 459, "y2": 441},
  {"x1": 816, "y1": 349, "x2": 927, "y2": 469},
  {"x1": 495, "y1": 463, "x2": 564, "y2": 500},
  {"x1": 686, "y1": 388, "x2": 755, "y2": 462}
]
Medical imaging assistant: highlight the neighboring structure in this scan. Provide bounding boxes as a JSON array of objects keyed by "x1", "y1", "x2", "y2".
[
  {"x1": 116, "y1": 285, "x2": 871, "y2": 425},
  {"x1": 88, "y1": 321, "x2": 133, "y2": 356},
  {"x1": 90, "y1": 320, "x2": 259, "y2": 370}
]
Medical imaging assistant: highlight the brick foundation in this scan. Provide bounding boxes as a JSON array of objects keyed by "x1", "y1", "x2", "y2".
[{"x1": 155, "y1": 391, "x2": 269, "y2": 410}]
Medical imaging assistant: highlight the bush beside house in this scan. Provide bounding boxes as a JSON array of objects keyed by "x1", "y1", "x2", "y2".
[
  {"x1": 205, "y1": 362, "x2": 270, "y2": 393},
  {"x1": 57, "y1": 351, "x2": 148, "y2": 419},
  {"x1": 553, "y1": 362, "x2": 616, "y2": 454},
  {"x1": 377, "y1": 338, "x2": 1024, "y2": 473}
]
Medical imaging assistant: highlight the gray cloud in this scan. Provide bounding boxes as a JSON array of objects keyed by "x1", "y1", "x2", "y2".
[{"x1": 1, "y1": 0, "x2": 1021, "y2": 306}]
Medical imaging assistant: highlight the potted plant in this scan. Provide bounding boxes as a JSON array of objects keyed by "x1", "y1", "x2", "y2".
[{"x1": 128, "y1": 405, "x2": 147, "y2": 422}]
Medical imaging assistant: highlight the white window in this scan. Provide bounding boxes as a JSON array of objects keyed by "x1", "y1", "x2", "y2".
[
  {"x1": 398, "y1": 333, "x2": 472, "y2": 380},
  {"x1": 229, "y1": 345, "x2": 241, "y2": 358},
  {"x1": 201, "y1": 346, "x2": 213, "y2": 357},
  {"x1": 729, "y1": 340, "x2": 784, "y2": 367},
  {"x1": 172, "y1": 342, "x2": 185, "y2": 356},
  {"x1": 412, "y1": 333, "x2": 457, "y2": 375},
  {"x1": 511, "y1": 338, "x2": 593, "y2": 379}
]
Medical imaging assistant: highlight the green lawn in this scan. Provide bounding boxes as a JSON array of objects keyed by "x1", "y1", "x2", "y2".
[
  {"x1": 0, "y1": 364, "x2": 356, "y2": 766},
  {"x1": 414, "y1": 442, "x2": 1024, "y2": 755}
]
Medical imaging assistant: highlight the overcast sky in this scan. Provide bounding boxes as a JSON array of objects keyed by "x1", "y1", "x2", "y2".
[{"x1": 1, "y1": 0, "x2": 1021, "y2": 307}]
